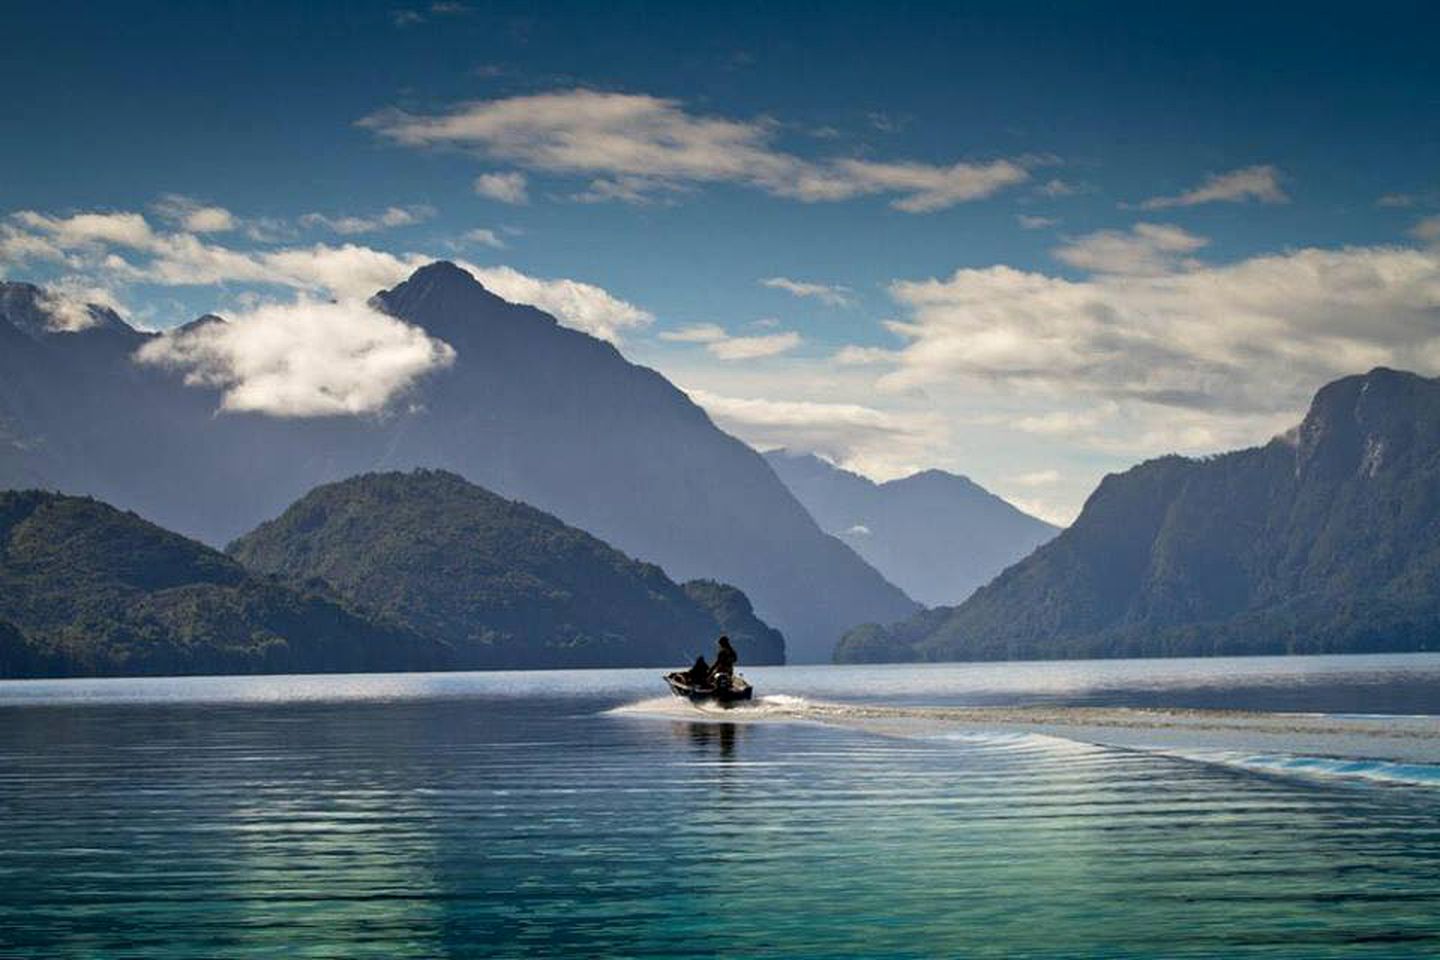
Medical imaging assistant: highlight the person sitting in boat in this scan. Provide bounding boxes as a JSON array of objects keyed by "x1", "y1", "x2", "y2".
[
  {"x1": 711, "y1": 636, "x2": 737, "y2": 682},
  {"x1": 684, "y1": 655, "x2": 711, "y2": 686}
]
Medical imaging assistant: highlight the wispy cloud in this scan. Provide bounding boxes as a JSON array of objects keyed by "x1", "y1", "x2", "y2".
[
  {"x1": 1011, "y1": 469, "x2": 1061, "y2": 487},
  {"x1": 658, "y1": 322, "x2": 800, "y2": 360},
  {"x1": 761, "y1": 276, "x2": 853, "y2": 307},
  {"x1": 833, "y1": 345, "x2": 897, "y2": 366},
  {"x1": 474, "y1": 172, "x2": 529, "y2": 204},
  {"x1": 1138, "y1": 164, "x2": 1288, "y2": 210},
  {"x1": 881, "y1": 241, "x2": 1440, "y2": 427},
  {"x1": 708, "y1": 331, "x2": 801, "y2": 360},
  {"x1": 391, "y1": 2, "x2": 471, "y2": 27},
  {"x1": 1378, "y1": 193, "x2": 1419, "y2": 208},
  {"x1": 153, "y1": 195, "x2": 237, "y2": 234},
  {"x1": 1036, "y1": 178, "x2": 1079, "y2": 198},
  {"x1": 659, "y1": 323, "x2": 727, "y2": 343},
  {"x1": 1411, "y1": 214, "x2": 1440, "y2": 242},
  {"x1": 684, "y1": 387, "x2": 939, "y2": 474},
  {"x1": 2, "y1": 205, "x2": 650, "y2": 344},
  {"x1": 298, "y1": 205, "x2": 434, "y2": 235},
  {"x1": 1052, "y1": 222, "x2": 1208, "y2": 276},
  {"x1": 1017, "y1": 214, "x2": 1058, "y2": 230},
  {"x1": 468, "y1": 264, "x2": 652, "y2": 342},
  {"x1": 462, "y1": 227, "x2": 505, "y2": 248},
  {"x1": 363, "y1": 89, "x2": 1032, "y2": 212}
]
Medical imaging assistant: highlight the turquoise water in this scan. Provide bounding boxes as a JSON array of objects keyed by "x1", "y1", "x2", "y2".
[{"x1": 2, "y1": 655, "x2": 1439, "y2": 958}]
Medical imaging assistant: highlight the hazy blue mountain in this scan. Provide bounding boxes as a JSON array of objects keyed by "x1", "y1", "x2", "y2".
[
  {"x1": 837, "y1": 368, "x2": 1440, "y2": 663},
  {"x1": 0, "y1": 269, "x2": 915, "y2": 661},
  {"x1": 229, "y1": 470, "x2": 784, "y2": 668},
  {"x1": 766, "y1": 450, "x2": 1059, "y2": 606},
  {"x1": 0, "y1": 490, "x2": 448, "y2": 678}
]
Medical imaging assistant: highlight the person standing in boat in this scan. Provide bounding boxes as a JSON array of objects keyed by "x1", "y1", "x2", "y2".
[{"x1": 711, "y1": 636, "x2": 737, "y2": 682}]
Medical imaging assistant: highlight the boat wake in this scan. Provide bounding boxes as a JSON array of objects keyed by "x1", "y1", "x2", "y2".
[
  {"x1": 606, "y1": 693, "x2": 815, "y2": 722},
  {"x1": 1155, "y1": 749, "x2": 1440, "y2": 788},
  {"x1": 610, "y1": 693, "x2": 1440, "y2": 787}
]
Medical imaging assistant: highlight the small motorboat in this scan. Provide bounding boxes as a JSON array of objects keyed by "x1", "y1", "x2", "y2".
[{"x1": 664, "y1": 670, "x2": 754, "y2": 706}]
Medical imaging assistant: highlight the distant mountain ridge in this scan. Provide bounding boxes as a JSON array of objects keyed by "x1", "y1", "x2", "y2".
[
  {"x1": 837, "y1": 368, "x2": 1440, "y2": 663},
  {"x1": 229, "y1": 470, "x2": 784, "y2": 668},
  {"x1": 0, "y1": 266, "x2": 917, "y2": 661},
  {"x1": 0, "y1": 490, "x2": 447, "y2": 677},
  {"x1": 765, "y1": 450, "x2": 1058, "y2": 606}
]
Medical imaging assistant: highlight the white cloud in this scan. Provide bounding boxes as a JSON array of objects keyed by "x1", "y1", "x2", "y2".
[
  {"x1": 1378, "y1": 193, "x2": 1418, "y2": 208},
  {"x1": 15, "y1": 210, "x2": 158, "y2": 249},
  {"x1": 1037, "y1": 179, "x2": 1078, "y2": 197},
  {"x1": 391, "y1": 2, "x2": 471, "y2": 27},
  {"x1": 1011, "y1": 469, "x2": 1061, "y2": 487},
  {"x1": 1053, "y1": 223, "x2": 1208, "y2": 276},
  {"x1": 1411, "y1": 215, "x2": 1440, "y2": 242},
  {"x1": 833, "y1": 345, "x2": 898, "y2": 366},
  {"x1": 2, "y1": 206, "x2": 651, "y2": 344},
  {"x1": 462, "y1": 227, "x2": 505, "y2": 248},
  {"x1": 467, "y1": 264, "x2": 653, "y2": 342},
  {"x1": 299, "y1": 205, "x2": 434, "y2": 235},
  {"x1": 572, "y1": 176, "x2": 691, "y2": 205},
  {"x1": 134, "y1": 298, "x2": 456, "y2": 417},
  {"x1": 1010, "y1": 408, "x2": 1112, "y2": 436},
  {"x1": 8, "y1": 209, "x2": 430, "y2": 300},
  {"x1": 881, "y1": 242, "x2": 1440, "y2": 424},
  {"x1": 154, "y1": 196, "x2": 237, "y2": 234},
  {"x1": 34, "y1": 280, "x2": 126, "y2": 332},
  {"x1": 659, "y1": 323, "x2": 727, "y2": 343},
  {"x1": 830, "y1": 158, "x2": 1028, "y2": 212},
  {"x1": 1017, "y1": 214, "x2": 1058, "y2": 230},
  {"x1": 1139, "y1": 164, "x2": 1288, "y2": 209},
  {"x1": 364, "y1": 89, "x2": 1031, "y2": 212},
  {"x1": 761, "y1": 276, "x2": 853, "y2": 307},
  {"x1": 657, "y1": 322, "x2": 802, "y2": 359},
  {"x1": 474, "y1": 172, "x2": 529, "y2": 204},
  {"x1": 685, "y1": 387, "x2": 938, "y2": 473},
  {"x1": 707, "y1": 330, "x2": 801, "y2": 360}
]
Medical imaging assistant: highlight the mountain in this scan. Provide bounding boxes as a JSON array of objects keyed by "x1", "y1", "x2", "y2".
[
  {"x1": 765, "y1": 450, "x2": 1059, "y2": 606},
  {"x1": 0, "y1": 490, "x2": 448, "y2": 678},
  {"x1": 229, "y1": 470, "x2": 784, "y2": 668},
  {"x1": 0, "y1": 269, "x2": 916, "y2": 661},
  {"x1": 837, "y1": 368, "x2": 1440, "y2": 663}
]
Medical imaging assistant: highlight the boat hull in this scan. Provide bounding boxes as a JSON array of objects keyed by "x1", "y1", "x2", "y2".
[{"x1": 664, "y1": 673, "x2": 754, "y2": 706}]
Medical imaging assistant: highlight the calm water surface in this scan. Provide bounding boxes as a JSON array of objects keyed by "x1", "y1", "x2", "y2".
[{"x1": 2, "y1": 655, "x2": 1438, "y2": 958}]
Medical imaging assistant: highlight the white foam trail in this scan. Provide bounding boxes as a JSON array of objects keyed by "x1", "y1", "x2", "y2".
[
  {"x1": 605, "y1": 693, "x2": 816, "y2": 723},
  {"x1": 1158, "y1": 749, "x2": 1440, "y2": 788},
  {"x1": 608, "y1": 694, "x2": 1440, "y2": 786}
]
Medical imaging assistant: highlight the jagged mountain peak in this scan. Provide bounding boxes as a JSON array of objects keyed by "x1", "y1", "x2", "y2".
[
  {"x1": 0, "y1": 272, "x2": 914, "y2": 662},
  {"x1": 1294, "y1": 367, "x2": 1439, "y2": 481},
  {"x1": 178, "y1": 314, "x2": 227, "y2": 335},
  {"x1": 371, "y1": 261, "x2": 538, "y2": 333},
  {"x1": 0, "y1": 281, "x2": 135, "y2": 339}
]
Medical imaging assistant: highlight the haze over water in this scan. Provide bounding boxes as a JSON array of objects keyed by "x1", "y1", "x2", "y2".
[{"x1": 3, "y1": 655, "x2": 1439, "y2": 958}]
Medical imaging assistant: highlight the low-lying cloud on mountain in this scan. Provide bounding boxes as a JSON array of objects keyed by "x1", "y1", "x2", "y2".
[
  {"x1": 135, "y1": 299, "x2": 456, "y2": 417},
  {"x1": 9, "y1": 189, "x2": 1440, "y2": 524},
  {"x1": 0, "y1": 207, "x2": 652, "y2": 345}
]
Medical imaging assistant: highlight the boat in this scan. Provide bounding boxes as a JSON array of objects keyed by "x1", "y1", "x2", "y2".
[{"x1": 663, "y1": 670, "x2": 754, "y2": 705}]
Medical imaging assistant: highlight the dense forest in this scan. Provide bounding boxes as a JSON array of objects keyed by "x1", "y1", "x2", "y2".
[
  {"x1": 229, "y1": 470, "x2": 784, "y2": 668},
  {"x1": 0, "y1": 490, "x2": 447, "y2": 677}
]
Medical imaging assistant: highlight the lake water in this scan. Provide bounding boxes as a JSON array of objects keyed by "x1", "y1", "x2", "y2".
[{"x1": 2, "y1": 654, "x2": 1438, "y2": 958}]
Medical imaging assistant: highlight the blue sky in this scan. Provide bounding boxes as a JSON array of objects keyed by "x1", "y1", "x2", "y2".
[{"x1": 3, "y1": 1, "x2": 1440, "y2": 521}]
